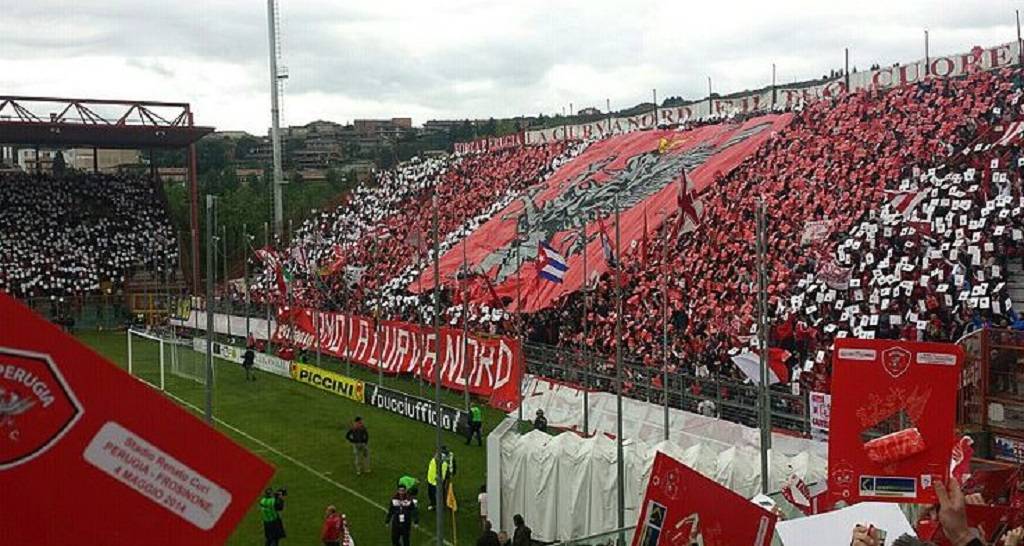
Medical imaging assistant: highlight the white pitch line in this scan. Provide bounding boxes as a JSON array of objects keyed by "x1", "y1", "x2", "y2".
[{"x1": 161, "y1": 389, "x2": 452, "y2": 546}]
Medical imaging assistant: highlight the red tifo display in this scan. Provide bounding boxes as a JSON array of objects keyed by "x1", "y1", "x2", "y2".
[{"x1": 412, "y1": 114, "x2": 792, "y2": 312}]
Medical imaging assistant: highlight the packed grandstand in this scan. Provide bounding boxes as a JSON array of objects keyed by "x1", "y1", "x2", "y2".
[
  {"x1": 243, "y1": 63, "x2": 1024, "y2": 403},
  {"x1": 5, "y1": 56, "x2": 1024, "y2": 402},
  {"x1": 6, "y1": 32, "x2": 1024, "y2": 546}
]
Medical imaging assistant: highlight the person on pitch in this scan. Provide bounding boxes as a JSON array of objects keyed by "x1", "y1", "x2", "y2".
[
  {"x1": 258, "y1": 487, "x2": 287, "y2": 546},
  {"x1": 345, "y1": 416, "x2": 370, "y2": 475},
  {"x1": 321, "y1": 505, "x2": 343, "y2": 546},
  {"x1": 385, "y1": 484, "x2": 418, "y2": 546},
  {"x1": 466, "y1": 403, "x2": 484, "y2": 446},
  {"x1": 242, "y1": 343, "x2": 256, "y2": 381}
]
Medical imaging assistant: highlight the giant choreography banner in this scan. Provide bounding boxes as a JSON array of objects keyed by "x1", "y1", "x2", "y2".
[
  {"x1": 413, "y1": 114, "x2": 792, "y2": 312},
  {"x1": 273, "y1": 308, "x2": 523, "y2": 410}
]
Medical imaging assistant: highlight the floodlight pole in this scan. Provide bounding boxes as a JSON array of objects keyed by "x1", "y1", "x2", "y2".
[{"x1": 266, "y1": 0, "x2": 285, "y2": 238}]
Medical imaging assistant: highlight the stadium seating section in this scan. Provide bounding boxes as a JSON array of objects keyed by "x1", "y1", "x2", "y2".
[
  {"x1": 0, "y1": 172, "x2": 177, "y2": 299},
  {"x1": 4, "y1": 67, "x2": 1024, "y2": 399},
  {"x1": 262, "y1": 66, "x2": 1024, "y2": 395}
]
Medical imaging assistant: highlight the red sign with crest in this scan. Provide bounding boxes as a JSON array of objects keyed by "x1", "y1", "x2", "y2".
[
  {"x1": 0, "y1": 293, "x2": 274, "y2": 544},
  {"x1": 828, "y1": 338, "x2": 963, "y2": 505},
  {"x1": 631, "y1": 451, "x2": 777, "y2": 546}
]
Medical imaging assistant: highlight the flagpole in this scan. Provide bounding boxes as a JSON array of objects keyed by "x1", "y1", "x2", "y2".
[
  {"x1": 432, "y1": 190, "x2": 445, "y2": 546},
  {"x1": 516, "y1": 214, "x2": 524, "y2": 426},
  {"x1": 288, "y1": 218, "x2": 296, "y2": 351},
  {"x1": 582, "y1": 217, "x2": 590, "y2": 435},
  {"x1": 462, "y1": 237, "x2": 471, "y2": 412},
  {"x1": 756, "y1": 197, "x2": 772, "y2": 495},
  {"x1": 662, "y1": 219, "x2": 670, "y2": 442},
  {"x1": 417, "y1": 241, "x2": 425, "y2": 395},
  {"x1": 204, "y1": 195, "x2": 215, "y2": 424},
  {"x1": 222, "y1": 224, "x2": 231, "y2": 340},
  {"x1": 243, "y1": 223, "x2": 250, "y2": 342},
  {"x1": 264, "y1": 221, "x2": 272, "y2": 354},
  {"x1": 614, "y1": 196, "x2": 625, "y2": 546}
]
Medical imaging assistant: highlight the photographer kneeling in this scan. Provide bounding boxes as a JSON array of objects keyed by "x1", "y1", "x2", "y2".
[{"x1": 259, "y1": 487, "x2": 287, "y2": 546}]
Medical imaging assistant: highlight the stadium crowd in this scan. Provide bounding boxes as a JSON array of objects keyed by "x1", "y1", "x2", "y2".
[
  {"x1": 0, "y1": 172, "x2": 177, "y2": 300},
  {"x1": 521, "y1": 66, "x2": 1024, "y2": 395},
  {"x1": 248, "y1": 67, "x2": 1024, "y2": 402}
]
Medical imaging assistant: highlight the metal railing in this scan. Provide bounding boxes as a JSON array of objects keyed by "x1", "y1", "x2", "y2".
[
  {"x1": 165, "y1": 301, "x2": 812, "y2": 434},
  {"x1": 523, "y1": 342, "x2": 810, "y2": 436}
]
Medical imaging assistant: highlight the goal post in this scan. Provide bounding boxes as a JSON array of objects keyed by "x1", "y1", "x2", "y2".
[
  {"x1": 127, "y1": 328, "x2": 208, "y2": 389},
  {"x1": 127, "y1": 328, "x2": 166, "y2": 390}
]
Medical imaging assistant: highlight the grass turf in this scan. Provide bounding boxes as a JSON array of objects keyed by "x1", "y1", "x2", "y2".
[{"x1": 76, "y1": 330, "x2": 505, "y2": 546}]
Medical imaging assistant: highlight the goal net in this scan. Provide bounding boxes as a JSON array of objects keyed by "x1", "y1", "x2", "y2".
[{"x1": 127, "y1": 328, "x2": 208, "y2": 389}]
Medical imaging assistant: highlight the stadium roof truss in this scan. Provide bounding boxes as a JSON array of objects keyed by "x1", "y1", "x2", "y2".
[
  {"x1": 0, "y1": 96, "x2": 215, "y2": 292},
  {"x1": 0, "y1": 96, "x2": 213, "y2": 149}
]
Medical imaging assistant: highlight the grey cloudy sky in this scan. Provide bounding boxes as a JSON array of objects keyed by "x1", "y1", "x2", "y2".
[{"x1": 0, "y1": 1, "x2": 1016, "y2": 134}]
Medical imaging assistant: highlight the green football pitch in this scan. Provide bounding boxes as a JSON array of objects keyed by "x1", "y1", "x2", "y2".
[{"x1": 76, "y1": 330, "x2": 507, "y2": 546}]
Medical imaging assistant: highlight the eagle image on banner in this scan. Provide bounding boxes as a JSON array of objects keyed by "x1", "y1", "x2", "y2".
[{"x1": 411, "y1": 113, "x2": 792, "y2": 312}]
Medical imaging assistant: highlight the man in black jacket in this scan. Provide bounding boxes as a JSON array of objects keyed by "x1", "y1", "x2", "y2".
[
  {"x1": 512, "y1": 514, "x2": 532, "y2": 546},
  {"x1": 476, "y1": 520, "x2": 500, "y2": 546},
  {"x1": 345, "y1": 416, "x2": 370, "y2": 475},
  {"x1": 385, "y1": 485, "x2": 418, "y2": 546}
]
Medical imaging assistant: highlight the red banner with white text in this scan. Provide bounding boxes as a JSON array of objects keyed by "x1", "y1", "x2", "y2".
[
  {"x1": 274, "y1": 308, "x2": 523, "y2": 410},
  {"x1": 414, "y1": 114, "x2": 792, "y2": 312},
  {"x1": 454, "y1": 132, "x2": 525, "y2": 154}
]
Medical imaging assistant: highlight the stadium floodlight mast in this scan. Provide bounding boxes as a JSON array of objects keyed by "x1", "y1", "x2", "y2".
[{"x1": 266, "y1": 0, "x2": 286, "y2": 238}]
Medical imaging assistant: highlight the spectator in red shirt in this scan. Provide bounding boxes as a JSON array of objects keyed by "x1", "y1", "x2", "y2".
[{"x1": 321, "y1": 505, "x2": 343, "y2": 546}]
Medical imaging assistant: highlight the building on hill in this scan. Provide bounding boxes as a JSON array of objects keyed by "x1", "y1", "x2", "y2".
[
  {"x1": 353, "y1": 118, "x2": 413, "y2": 140},
  {"x1": 16, "y1": 148, "x2": 140, "y2": 173}
]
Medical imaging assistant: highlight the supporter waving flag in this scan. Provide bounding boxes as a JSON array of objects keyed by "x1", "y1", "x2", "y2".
[
  {"x1": 536, "y1": 240, "x2": 568, "y2": 284},
  {"x1": 597, "y1": 218, "x2": 618, "y2": 269},
  {"x1": 671, "y1": 168, "x2": 704, "y2": 240},
  {"x1": 255, "y1": 247, "x2": 288, "y2": 296}
]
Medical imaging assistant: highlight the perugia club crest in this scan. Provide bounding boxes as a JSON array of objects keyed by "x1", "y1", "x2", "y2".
[
  {"x1": 0, "y1": 348, "x2": 83, "y2": 470},
  {"x1": 881, "y1": 347, "x2": 912, "y2": 379}
]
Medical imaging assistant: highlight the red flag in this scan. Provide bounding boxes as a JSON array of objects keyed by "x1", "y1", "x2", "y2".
[
  {"x1": 949, "y1": 436, "x2": 974, "y2": 484},
  {"x1": 632, "y1": 452, "x2": 777, "y2": 546},
  {"x1": 671, "y1": 169, "x2": 703, "y2": 240},
  {"x1": 317, "y1": 244, "x2": 347, "y2": 277},
  {"x1": 255, "y1": 247, "x2": 287, "y2": 296},
  {"x1": 780, "y1": 475, "x2": 812, "y2": 514}
]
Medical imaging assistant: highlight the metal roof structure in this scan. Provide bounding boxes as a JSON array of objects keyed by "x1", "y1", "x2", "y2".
[{"x1": 0, "y1": 96, "x2": 213, "y2": 148}]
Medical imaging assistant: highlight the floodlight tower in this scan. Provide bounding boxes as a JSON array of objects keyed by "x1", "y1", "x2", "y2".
[{"x1": 266, "y1": 0, "x2": 287, "y2": 238}]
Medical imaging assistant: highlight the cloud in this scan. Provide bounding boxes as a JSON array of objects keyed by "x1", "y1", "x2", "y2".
[{"x1": 1, "y1": 0, "x2": 1019, "y2": 133}]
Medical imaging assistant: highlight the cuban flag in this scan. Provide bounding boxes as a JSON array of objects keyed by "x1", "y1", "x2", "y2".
[{"x1": 536, "y1": 241, "x2": 568, "y2": 284}]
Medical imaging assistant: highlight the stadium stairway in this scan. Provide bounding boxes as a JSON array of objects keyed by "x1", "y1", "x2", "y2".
[{"x1": 1009, "y1": 257, "x2": 1024, "y2": 315}]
